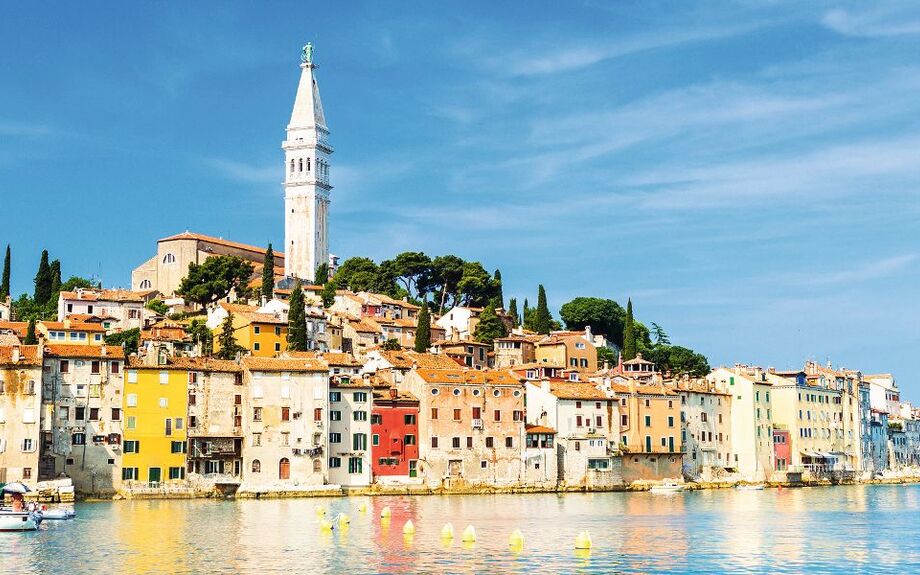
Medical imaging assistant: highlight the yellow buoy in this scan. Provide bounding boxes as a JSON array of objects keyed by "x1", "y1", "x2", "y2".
[
  {"x1": 575, "y1": 530, "x2": 592, "y2": 550},
  {"x1": 315, "y1": 505, "x2": 326, "y2": 516},
  {"x1": 319, "y1": 519, "x2": 334, "y2": 531},
  {"x1": 380, "y1": 506, "x2": 392, "y2": 519},
  {"x1": 509, "y1": 529, "x2": 524, "y2": 549},
  {"x1": 402, "y1": 519, "x2": 416, "y2": 535},
  {"x1": 337, "y1": 513, "x2": 350, "y2": 526},
  {"x1": 440, "y1": 523, "x2": 455, "y2": 539},
  {"x1": 462, "y1": 525, "x2": 477, "y2": 543},
  {"x1": 358, "y1": 502, "x2": 368, "y2": 513}
]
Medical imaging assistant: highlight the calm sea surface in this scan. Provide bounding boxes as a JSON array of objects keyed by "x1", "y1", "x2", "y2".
[{"x1": 2, "y1": 485, "x2": 920, "y2": 574}]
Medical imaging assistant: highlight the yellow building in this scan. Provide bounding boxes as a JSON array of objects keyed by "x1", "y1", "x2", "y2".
[
  {"x1": 122, "y1": 359, "x2": 190, "y2": 486},
  {"x1": 38, "y1": 319, "x2": 107, "y2": 345},
  {"x1": 614, "y1": 379, "x2": 682, "y2": 454},
  {"x1": 214, "y1": 308, "x2": 288, "y2": 358},
  {"x1": 534, "y1": 331, "x2": 597, "y2": 374}
]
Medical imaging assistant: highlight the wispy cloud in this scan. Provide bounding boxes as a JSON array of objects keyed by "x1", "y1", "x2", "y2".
[
  {"x1": 822, "y1": 5, "x2": 920, "y2": 38},
  {"x1": 202, "y1": 158, "x2": 278, "y2": 184}
]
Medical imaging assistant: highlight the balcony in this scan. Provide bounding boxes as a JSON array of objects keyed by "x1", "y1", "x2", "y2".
[{"x1": 472, "y1": 419, "x2": 484, "y2": 430}]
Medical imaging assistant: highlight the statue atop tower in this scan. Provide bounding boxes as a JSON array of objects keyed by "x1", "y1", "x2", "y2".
[{"x1": 283, "y1": 43, "x2": 332, "y2": 282}]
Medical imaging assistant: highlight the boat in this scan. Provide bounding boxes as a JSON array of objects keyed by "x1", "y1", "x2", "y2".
[
  {"x1": 650, "y1": 481, "x2": 685, "y2": 494},
  {"x1": 38, "y1": 507, "x2": 76, "y2": 520},
  {"x1": 0, "y1": 512, "x2": 40, "y2": 532},
  {"x1": 735, "y1": 484, "x2": 765, "y2": 491}
]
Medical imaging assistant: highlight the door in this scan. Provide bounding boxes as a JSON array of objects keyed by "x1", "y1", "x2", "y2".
[
  {"x1": 279, "y1": 457, "x2": 290, "y2": 480},
  {"x1": 148, "y1": 467, "x2": 161, "y2": 485},
  {"x1": 448, "y1": 459, "x2": 462, "y2": 477}
]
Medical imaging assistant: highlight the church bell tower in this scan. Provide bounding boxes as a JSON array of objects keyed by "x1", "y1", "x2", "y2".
[{"x1": 283, "y1": 42, "x2": 332, "y2": 281}]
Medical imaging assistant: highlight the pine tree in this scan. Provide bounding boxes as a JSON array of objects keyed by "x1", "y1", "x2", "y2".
[
  {"x1": 215, "y1": 313, "x2": 242, "y2": 360},
  {"x1": 33, "y1": 250, "x2": 52, "y2": 305},
  {"x1": 493, "y1": 269, "x2": 504, "y2": 309},
  {"x1": 261, "y1": 244, "x2": 275, "y2": 302},
  {"x1": 507, "y1": 298, "x2": 519, "y2": 327},
  {"x1": 321, "y1": 280, "x2": 336, "y2": 308},
  {"x1": 414, "y1": 301, "x2": 431, "y2": 352},
  {"x1": 287, "y1": 282, "x2": 309, "y2": 351},
  {"x1": 473, "y1": 300, "x2": 508, "y2": 345},
  {"x1": 532, "y1": 284, "x2": 552, "y2": 335},
  {"x1": 24, "y1": 319, "x2": 38, "y2": 345},
  {"x1": 0, "y1": 244, "x2": 10, "y2": 300},
  {"x1": 622, "y1": 298, "x2": 637, "y2": 360},
  {"x1": 49, "y1": 259, "x2": 62, "y2": 296}
]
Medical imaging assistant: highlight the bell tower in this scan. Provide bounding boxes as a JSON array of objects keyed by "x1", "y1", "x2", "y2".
[{"x1": 283, "y1": 42, "x2": 332, "y2": 281}]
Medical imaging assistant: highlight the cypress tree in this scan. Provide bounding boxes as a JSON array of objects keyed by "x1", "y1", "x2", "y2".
[
  {"x1": 0, "y1": 244, "x2": 10, "y2": 300},
  {"x1": 622, "y1": 298, "x2": 637, "y2": 360},
  {"x1": 414, "y1": 301, "x2": 432, "y2": 352},
  {"x1": 215, "y1": 313, "x2": 242, "y2": 360},
  {"x1": 287, "y1": 281, "x2": 309, "y2": 351},
  {"x1": 533, "y1": 284, "x2": 552, "y2": 335},
  {"x1": 321, "y1": 280, "x2": 336, "y2": 308},
  {"x1": 315, "y1": 262, "x2": 330, "y2": 285},
  {"x1": 493, "y1": 269, "x2": 504, "y2": 309},
  {"x1": 473, "y1": 300, "x2": 507, "y2": 345},
  {"x1": 261, "y1": 244, "x2": 275, "y2": 302},
  {"x1": 49, "y1": 259, "x2": 62, "y2": 297},
  {"x1": 33, "y1": 250, "x2": 52, "y2": 305},
  {"x1": 507, "y1": 298, "x2": 519, "y2": 327},
  {"x1": 24, "y1": 319, "x2": 38, "y2": 345}
]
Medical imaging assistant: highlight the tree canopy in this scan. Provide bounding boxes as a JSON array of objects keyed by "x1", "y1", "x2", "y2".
[
  {"x1": 622, "y1": 299, "x2": 637, "y2": 360},
  {"x1": 177, "y1": 255, "x2": 254, "y2": 307},
  {"x1": 105, "y1": 328, "x2": 140, "y2": 359},
  {"x1": 287, "y1": 282, "x2": 309, "y2": 351},
  {"x1": 559, "y1": 297, "x2": 626, "y2": 345},
  {"x1": 261, "y1": 244, "x2": 275, "y2": 301},
  {"x1": 215, "y1": 313, "x2": 244, "y2": 359},
  {"x1": 33, "y1": 250, "x2": 53, "y2": 305},
  {"x1": 473, "y1": 300, "x2": 508, "y2": 345},
  {"x1": 414, "y1": 301, "x2": 431, "y2": 352},
  {"x1": 531, "y1": 285, "x2": 553, "y2": 335}
]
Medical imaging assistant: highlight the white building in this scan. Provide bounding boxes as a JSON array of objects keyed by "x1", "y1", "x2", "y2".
[
  {"x1": 326, "y1": 378, "x2": 373, "y2": 487},
  {"x1": 708, "y1": 366, "x2": 774, "y2": 481},
  {"x1": 58, "y1": 288, "x2": 156, "y2": 332},
  {"x1": 283, "y1": 42, "x2": 332, "y2": 282},
  {"x1": 435, "y1": 306, "x2": 481, "y2": 341}
]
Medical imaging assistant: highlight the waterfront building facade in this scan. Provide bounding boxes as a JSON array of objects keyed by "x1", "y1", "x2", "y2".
[
  {"x1": 0, "y1": 345, "x2": 43, "y2": 484},
  {"x1": 327, "y1": 376, "x2": 373, "y2": 487},
  {"x1": 675, "y1": 379, "x2": 732, "y2": 480},
  {"x1": 371, "y1": 386, "x2": 420, "y2": 482}
]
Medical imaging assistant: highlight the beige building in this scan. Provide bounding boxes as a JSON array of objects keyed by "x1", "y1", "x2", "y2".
[
  {"x1": 57, "y1": 288, "x2": 158, "y2": 332},
  {"x1": 535, "y1": 330, "x2": 597, "y2": 374},
  {"x1": 239, "y1": 357, "x2": 328, "y2": 492},
  {"x1": 184, "y1": 358, "x2": 245, "y2": 485},
  {"x1": 674, "y1": 378, "x2": 732, "y2": 480},
  {"x1": 709, "y1": 366, "x2": 775, "y2": 481},
  {"x1": 41, "y1": 345, "x2": 125, "y2": 495},
  {"x1": 132, "y1": 231, "x2": 284, "y2": 296},
  {"x1": 399, "y1": 368, "x2": 525, "y2": 488},
  {"x1": 493, "y1": 334, "x2": 537, "y2": 368},
  {"x1": 0, "y1": 345, "x2": 43, "y2": 484},
  {"x1": 432, "y1": 339, "x2": 491, "y2": 370}
]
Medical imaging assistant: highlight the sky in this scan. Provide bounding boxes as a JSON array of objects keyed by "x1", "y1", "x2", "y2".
[{"x1": 1, "y1": 2, "x2": 919, "y2": 392}]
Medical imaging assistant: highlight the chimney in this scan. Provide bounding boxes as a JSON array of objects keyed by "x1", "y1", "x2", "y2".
[
  {"x1": 389, "y1": 386, "x2": 398, "y2": 400},
  {"x1": 541, "y1": 379, "x2": 550, "y2": 393},
  {"x1": 603, "y1": 360, "x2": 609, "y2": 371},
  {"x1": 11, "y1": 345, "x2": 20, "y2": 363},
  {"x1": 584, "y1": 325, "x2": 593, "y2": 343}
]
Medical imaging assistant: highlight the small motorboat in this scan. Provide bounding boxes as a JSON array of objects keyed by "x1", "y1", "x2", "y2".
[
  {"x1": 650, "y1": 481, "x2": 686, "y2": 494},
  {"x1": 0, "y1": 512, "x2": 40, "y2": 532},
  {"x1": 38, "y1": 507, "x2": 76, "y2": 520},
  {"x1": 735, "y1": 484, "x2": 765, "y2": 491}
]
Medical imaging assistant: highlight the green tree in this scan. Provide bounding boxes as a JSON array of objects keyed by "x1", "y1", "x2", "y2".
[
  {"x1": 49, "y1": 260, "x2": 62, "y2": 296},
  {"x1": 24, "y1": 319, "x2": 38, "y2": 345},
  {"x1": 430, "y1": 255, "x2": 465, "y2": 312},
  {"x1": 647, "y1": 345, "x2": 710, "y2": 377},
  {"x1": 59, "y1": 276, "x2": 94, "y2": 293},
  {"x1": 381, "y1": 338, "x2": 401, "y2": 351},
  {"x1": 314, "y1": 262, "x2": 330, "y2": 285},
  {"x1": 507, "y1": 298, "x2": 519, "y2": 327},
  {"x1": 559, "y1": 297, "x2": 626, "y2": 346},
  {"x1": 321, "y1": 280, "x2": 337, "y2": 308},
  {"x1": 532, "y1": 285, "x2": 553, "y2": 335},
  {"x1": 33, "y1": 250, "x2": 53, "y2": 305},
  {"x1": 391, "y1": 252, "x2": 432, "y2": 299},
  {"x1": 286, "y1": 282, "x2": 309, "y2": 351},
  {"x1": 145, "y1": 299, "x2": 169, "y2": 315},
  {"x1": 522, "y1": 298, "x2": 529, "y2": 322},
  {"x1": 187, "y1": 319, "x2": 213, "y2": 356},
  {"x1": 332, "y1": 257, "x2": 379, "y2": 292},
  {"x1": 414, "y1": 301, "x2": 432, "y2": 352},
  {"x1": 456, "y1": 261, "x2": 494, "y2": 307},
  {"x1": 650, "y1": 322, "x2": 670, "y2": 345},
  {"x1": 622, "y1": 298, "x2": 637, "y2": 360},
  {"x1": 1, "y1": 244, "x2": 10, "y2": 300},
  {"x1": 177, "y1": 255, "x2": 254, "y2": 307},
  {"x1": 105, "y1": 328, "x2": 141, "y2": 358},
  {"x1": 473, "y1": 300, "x2": 508, "y2": 345},
  {"x1": 493, "y1": 269, "x2": 504, "y2": 309},
  {"x1": 596, "y1": 346, "x2": 616, "y2": 368},
  {"x1": 261, "y1": 244, "x2": 275, "y2": 301},
  {"x1": 215, "y1": 313, "x2": 244, "y2": 359}
]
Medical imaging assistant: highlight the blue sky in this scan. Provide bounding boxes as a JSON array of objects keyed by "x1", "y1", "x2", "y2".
[{"x1": 1, "y1": 2, "x2": 919, "y2": 392}]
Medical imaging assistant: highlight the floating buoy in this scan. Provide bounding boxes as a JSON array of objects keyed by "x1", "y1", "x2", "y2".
[
  {"x1": 358, "y1": 502, "x2": 368, "y2": 513},
  {"x1": 380, "y1": 506, "x2": 392, "y2": 518},
  {"x1": 337, "y1": 513, "x2": 350, "y2": 525},
  {"x1": 509, "y1": 529, "x2": 524, "y2": 549},
  {"x1": 315, "y1": 505, "x2": 326, "y2": 516},
  {"x1": 462, "y1": 525, "x2": 476, "y2": 543},
  {"x1": 402, "y1": 519, "x2": 415, "y2": 535},
  {"x1": 575, "y1": 530, "x2": 592, "y2": 550},
  {"x1": 319, "y1": 519, "x2": 334, "y2": 531},
  {"x1": 440, "y1": 523, "x2": 455, "y2": 539}
]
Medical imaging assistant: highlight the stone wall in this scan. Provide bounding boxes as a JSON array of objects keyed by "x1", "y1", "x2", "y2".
[{"x1": 620, "y1": 452, "x2": 683, "y2": 483}]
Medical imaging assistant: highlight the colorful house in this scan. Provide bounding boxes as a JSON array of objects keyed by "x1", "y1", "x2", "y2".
[
  {"x1": 38, "y1": 319, "x2": 107, "y2": 346},
  {"x1": 371, "y1": 386, "x2": 420, "y2": 482}
]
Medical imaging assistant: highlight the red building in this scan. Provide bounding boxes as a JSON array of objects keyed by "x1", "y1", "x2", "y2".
[
  {"x1": 371, "y1": 387, "x2": 420, "y2": 479},
  {"x1": 773, "y1": 427, "x2": 791, "y2": 472}
]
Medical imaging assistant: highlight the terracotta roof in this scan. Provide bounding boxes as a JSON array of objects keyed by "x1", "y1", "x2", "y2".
[
  {"x1": 66, "y1": 314, "x2": 116, "y2": 323},
  {"x1": 0, "y1": 321, "x2": 28, "y2": 337},
  {"x1": 511, "y1": 361, "x2": 565, "y2": 371},
  {"x1": 330, "y1": 377, "x2": 373, "y2": 389},
  {"x1": 350, "y1": 318, "x2": 382, "y2": 333},
  {"x1": 237, "y1": 311, "x2": 287, "y2": 325},
  {"x1": 0, "y1": 345, "x2": 42, "y2": 366},
  {"x1": 159, "y1": 231, "x2": 285, "y2": 260},
  {"x1": 372, "y1": 388, "x2": 419, "y2": 403},
  {"x1": 219, "y1": 302, "x2": 259, "y2": 314},
  {"x1": 413, "y1": 368, "x2": 522, "y2": 386},
  {"x1": 525, "y1": 424, "x2": 557, "y2": 434},
  {"x1": 286, "y1": 351, "x2": 361, "y2": 367},
  {"x1": 167, "y1": 357, "x2": 242, "y2": 373},
  {"x1": 44, "y1": 345, "x2": 123, "y2": 359},
  {"x1": 432, "y1": 339, "x2": 490, "y2": 348},
  {"x1": 378, "y1": 350, "x2": 459, "y2": 370},
  {"x1": 242, "y1": 357, "x2": 327, "y2": 372},
  {"x1": 39, "y1": 321, "x2": 106, "y2": 332},
  {"x1": 141, "y1": 326, "x2": 190, "y2": 342},
  {"x1": 547, "y1": 382, "x2": 610, "y2": 400},
  {"x1": 58, "y1": 289, "x2": 150, "y2": 303}
]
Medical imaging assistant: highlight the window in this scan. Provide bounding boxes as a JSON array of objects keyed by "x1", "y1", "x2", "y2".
[
  {"x1": 189, "y1": 415, "x2": 197, "y2": 428},
  {"x1": 254, "y1": 325, "x2": 261, "y2": 335},
  {"x1": 163, "y1": 253, "x2": 176, "y2": 264},
  {"x1": 253, "y1": 343, "x2": 260, "y2": 351},
  {"x1": 89, "y1": 407, "x2": 100, "y2": 421},
  {"x1": 431, "y1": 408, "x2": 438, "y2": 420},
  {"x1": 165, "y1": 418, "x2": 172, "y2": 436},
  {"x1": 452, "y1": 437, "x2": 461, "y2": 448},
  {"x1": 72, "y1": 433, "x2": 86, "y2": 446},
  {"x1": 252, "y1": 459, "x2": 261, "y2": 473},
  {"x1": 431, "y1": 436, "x2": 439, "y2": 448},
  {"x1": 60, "y1": 360, "x2": 70, "y2": 373},
  {"x1": 354, "y1": 392, "x2": 368, "y2": 402},
  {"x1": 505, "y1": 436, "x2": 513, "y2": 448},
  {"x1": 282, "y1": 407, "x2": 290, "y2": 421},
  {"x1": 486, "y1": 437, "x2": 494, "y2": 448},
  {"x1": 494, "y1": 410, "x2": 501, "y2": 422},
  {"x1": 91, "y1": 360, "x2": 100, "y2": 374},
  {"x1": 126, "y1": 416, "x2": 136, "y2": 430},
  {"x1": 588, "y1": 458, "x2": 610, "y2": 470},
  {"x1": 329, "y1": 391, "x2": 342, "y2": 402},
  {"x1": 330, "y1": 410, "x2": 341, "y2": 421},
  {"x1": 645, "y1": 415, "x2": 651, "y2": 427},
  {"x1": 353, "y1": 411, "x2": 368, "y2": 422},
  {"x1": 353, "y1": 433, "x2": 367, "y2": 451},
  {"x1": 621, "y1": 414, "x2": 628, "y2": 426},
  {"x1": 576, "y1": 415, "x2": 583, "y2": 427},
  {"x1": 371, "y1": 414, "x2": 382, "y2": 425},
  {"x1": 169, "y1": 467, "x2": 185, "y2": 480},
  {"x1": 329, "y1": 457, "x2": 341, "y2": 468},
  {"x1": 329, "y1": 432, "x2": 342, "y2": 444},
  {"x1": 171, "y1": 441, "x2": 186, "y2": 454},
  {"x1": 314, "y1": 408, "x2": 323, "y2": 421},
  {"x1": 124, "y1": 440, "x2": 140, "y2": 453},
  {"x1": 668, "y1": 416, "x2": 674, "y2": 428},
  {"x1": 122, "y1": 467, "x2": 139, "y2": 480},
  {"x1": 75, "y1": 407, "x2": 86, "y2": 421},
  {"x1": 404, "y1": 414, "x2": 416, "y2": 425},
  {"x1": 348, "y1": 457, "x2": 363, "y2": 474},
  {"x1": 159, "y1": 371, "x2": 169, "y2": 384},
  {"x1": 253, "y1": 407, "x2": 262, "y2": 422}
]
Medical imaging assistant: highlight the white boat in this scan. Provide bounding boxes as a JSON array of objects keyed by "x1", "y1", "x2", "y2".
[
  {"x1": 650, "y1": 481, "x2": 685, "y2": 494},
  {"x1": 0, "y1": 513, "x2": 40, "y2": 532},
  {"x1": 39, "y1": 507, "x2": 76, "y2": 520},
  {"x1": 735, "y1": 484, "x2": 765, "y2": 491}
]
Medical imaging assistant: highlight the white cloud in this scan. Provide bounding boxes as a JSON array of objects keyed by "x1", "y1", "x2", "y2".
[
  {"x1": 822, "y1": 6, "x2": 920, "y2": 38},
  {"x1": 203, "y1": 158, "x2": 278, "y2": 184}
]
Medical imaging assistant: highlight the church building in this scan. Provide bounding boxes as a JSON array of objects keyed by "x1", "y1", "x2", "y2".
[{"x1": 131, "y1": 43, "x2": 332, "y2": 296}]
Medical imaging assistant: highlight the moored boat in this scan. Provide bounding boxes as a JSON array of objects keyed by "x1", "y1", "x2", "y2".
[
  {"x1": 0, "y1": 512, "x2": 40, "y2": 532},
  {"x1": 650, "y1": 481, "x2": 686, "y2": 494},
  {"x1": 735, "y1": 484, "x2": 765, "y2": 491}
]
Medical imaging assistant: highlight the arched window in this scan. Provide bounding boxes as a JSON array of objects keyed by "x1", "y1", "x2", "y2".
[
  {"x1": 306, "y1": 157, "x2": 311, "y2": 172},
  {"x1": 139, "y1": 279, "x2": 152, "y2": 290},
  {"x1": 162, "y1": 253, "x2": 176, "y2": 264},
  {"x1": 279, "y1": 457, "x2": 290, "y2": 480},
  {"x1": 251, "y1": 459, "x2": 261, "y2": 473},
  {"x1": 299, "y1": 158, "x2": 303, "y2": 172}
]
